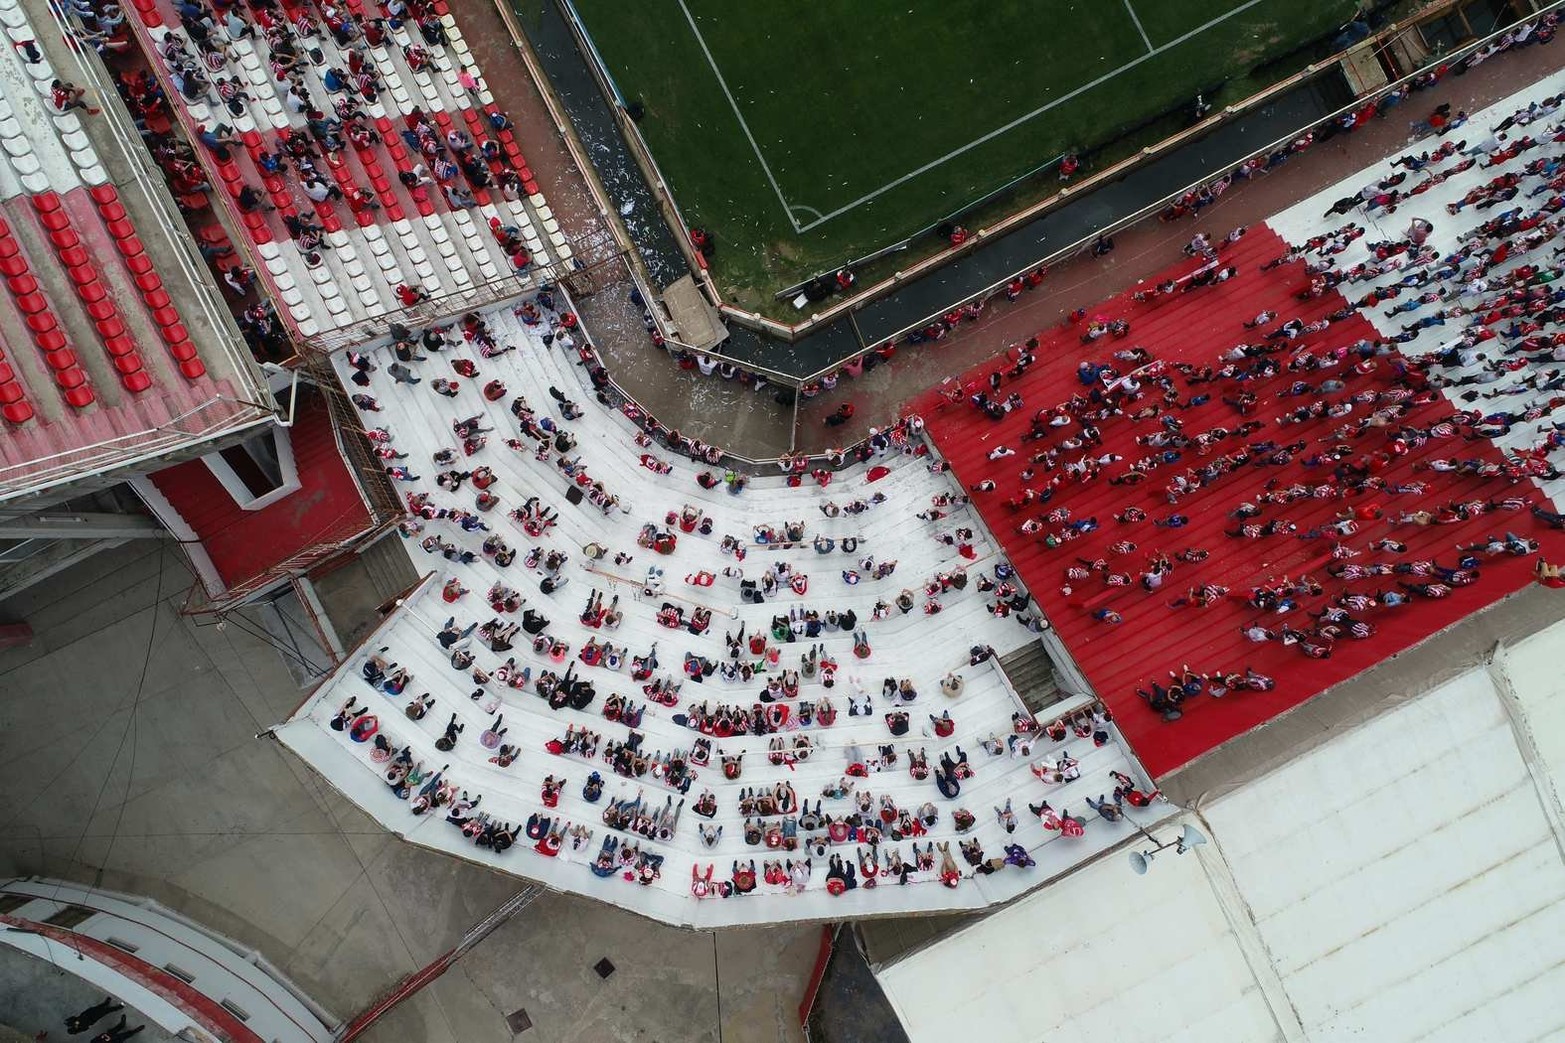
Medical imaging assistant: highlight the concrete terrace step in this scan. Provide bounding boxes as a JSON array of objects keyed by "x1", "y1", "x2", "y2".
[{"x1": 1000, "y1": 642, "x2": 1062, "y2": 714}]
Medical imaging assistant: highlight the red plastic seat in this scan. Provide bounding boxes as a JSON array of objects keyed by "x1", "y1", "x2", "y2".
[
  {"x1": 97, "y1": 202, "x2": 127, "y2": 222},
  {"x1": 59, "y1": 246, "x2": 89, "y2": 268},
  {"x1": 49, "y1": 230, "x2": 80, "y2": 250},
  {"x1": 134, "y1": 272, "x2": 162, "y2": 293},
  {"x1": 105, "y1": 334, "x2": 137, "y2": 357},
  {"x1": 68, "y1": 266, "x2": 98, "y2": 287},
  {"x1": 160, "y1": 322, "x2": 189, "y2": 346},
  {"x1": 2, "y1": 401, "x2": 33, "y2": 424},
  {"x1": 178, "y1": 358, "x2": 207, "y2": 380},
  {"x1": 151, "y1": 305, "x2": 179, "y2": 326},
  {"x1": 38, "y1": 210, "x2": 71, "y2": 233},
  {"x1": 7, "y1": 273, "x2": 37, "y2": 296},
  {"x1": 36, "y1": 329, "x2": 66, "y2": 352},
  {"x1": 114, "y1": 353, "x2": 144, "y2": 375},
  {"x1": 15, "y1": 292, "x2": 46, "y2": 315},
  {"x1": 44, "y1": 349, "x2": 77, "y2": 370},
  {"x1": 385, "y1": 204, "x2": 406, "y2": 223},
  {"x1": 105, "y1": 218, "x2": 135, "y2": 240},
  {"x1": 0, "y1": 256, "x2": 21, "y2": 278},
  {"x1": 0, "y1": 238, "x2": 18, "y2": 260},
  {"x1": 144, "y1": 288, "x2": 171, "y2": 309},
  {"x1": 25, "y1": 312, "x2": 56, "y2": 334},
  {"x1": 122, "y1": 370, "x2": 153, "y2": 393},
  {"x1": 0, "y1": 382, "x2": 23, "y2": 406},
  {"x1": 125, "y1": 253, "x2": 155, "y2": 275},
  {"x1": 0, "y1": 361, "x2": 15, "y2": 384},
  {"x1": 78, "y1": 282, "x2": 108, "y2": 305},
  {"x1": 96, "y1": 315, "x2": 126, "y2": 339},
  {"x1": 89, "y1": 184, "x2": 118, "y2": 205},
  {"x1": 242, "y1": 212, "x2": 266, "y2": 232},
  {"x1": 168, "y1": 340, "x2": 198, "y2": 362},
  {"x1": 55, "y1": 367, "x2": 86, "y2": 389},
  {"x1": 63, "y1": 384, "x2": 95, "y2": 408},
  {"x1": 116, "y1": 236, "x2": 145, "y2": 258},
  {"x1": 31, "y1": 193, "x2": 61, "y2": 213}
]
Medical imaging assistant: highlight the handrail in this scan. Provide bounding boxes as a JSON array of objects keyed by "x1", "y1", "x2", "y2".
[
  {"x1": 552, "y1": 0, "x2": 724, "y2": 310},
  {"x1": 45, "y1": 2, "x2": 273, "y2": 398},
  {"x1": 561, "y1": 0, "x2": 1511, "y2": 340},
  {"x1": 0, "y1": 397, "x2": 277, "y2": 506},
  {"x1": 789, "y1": 0, "x2": 1565, "y2": 386}
]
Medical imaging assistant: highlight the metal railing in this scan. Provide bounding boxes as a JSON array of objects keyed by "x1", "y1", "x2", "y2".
[
  {"x1": 183, "y1": 506, "x2": 395, "y2": 614},
  {"x1": 787, "y1": 0, "x2": 1564, "y2": 387},
  {"x1": 564, "y1": 0, "x2": 1522, "y2": 341},
  {"x1": 552, "y1": 0, "x2": 724, "y2": 308},
  {"x1": 46, "y1": 0, "x2": 274, "y2": 398},
  {"x1": 0, "y1": 396, "x2": 277, "y2": 507},
  {"x1": 299, "y1": 353, "x2": 408, "y2": 523},
  {"x1": 304, "y1": 274, "x2": 540, "y2": 355}
]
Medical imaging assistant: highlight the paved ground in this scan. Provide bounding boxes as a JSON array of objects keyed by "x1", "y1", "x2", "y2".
[
  {"x1": 0, "y1": 944, "x2": 178, "y2": 1042},
  {"x1": 0, "y1": 542, "x2": 818, "y2": 1043}
]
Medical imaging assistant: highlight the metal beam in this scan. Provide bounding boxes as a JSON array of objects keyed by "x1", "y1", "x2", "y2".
[{"x1": 0, "y1": 512, "x2": 170, "y2": 540}]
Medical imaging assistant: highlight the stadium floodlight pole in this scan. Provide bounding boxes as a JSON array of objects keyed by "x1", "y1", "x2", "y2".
[
  {"x1": 334, "y1": 885, "x2": 545, "y2": 1041},
  {"x1": 1128, "y1": 822, "x2": 1208, "y2": 875}
]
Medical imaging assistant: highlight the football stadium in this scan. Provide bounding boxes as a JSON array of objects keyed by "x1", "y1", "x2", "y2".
[{"x1": 2, "y1": 1, "x2": 1565, "y2": 1042}]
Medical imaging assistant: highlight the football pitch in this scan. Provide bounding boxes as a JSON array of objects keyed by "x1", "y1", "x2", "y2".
[{"x1": 571, "y1": 0, "x2": 1356, "y2": 308}]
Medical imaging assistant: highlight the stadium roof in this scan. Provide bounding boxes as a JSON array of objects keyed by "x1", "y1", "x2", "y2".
[{"x1": 873, "y1": 618, "x2": 1565, "y2": 1043}]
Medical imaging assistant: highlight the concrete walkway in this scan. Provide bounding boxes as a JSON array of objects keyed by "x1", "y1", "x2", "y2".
[{"x1": 0, "y1": 542, "x2": 817, "y2": 1042}]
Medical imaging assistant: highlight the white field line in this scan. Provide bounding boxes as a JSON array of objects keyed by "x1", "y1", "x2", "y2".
[
  {"x1": 701, "y1": 0, "x2": 1283, "y2": 231},
  {"x1": 1123, "y1": 0, "x2": 1156, "y2": 52},
  {"x1": 675, "y1": 0, "x2": 805, "y2": 231}
]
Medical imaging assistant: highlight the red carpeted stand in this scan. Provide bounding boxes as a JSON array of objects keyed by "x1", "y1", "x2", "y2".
[{"x1": 916, "y1": 226, "x2": 1563, "y2": 777}]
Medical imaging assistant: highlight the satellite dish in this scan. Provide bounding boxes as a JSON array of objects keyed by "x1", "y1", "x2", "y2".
[
  {"x1": 1177, "y1": 824, "x2": 1208, "y2": 853},
  {"x1": 1128, "y1": 850, "x2": 1151, "y2": 875}
]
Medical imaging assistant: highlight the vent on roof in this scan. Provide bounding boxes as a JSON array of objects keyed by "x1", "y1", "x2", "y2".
[
  {"x1": 0, "y1": 894, "x2": 31, "y2": 914},
  {"x1": 219, "y1": 999, "x2": 250, "y2": 1022},
  {"x1": 162, "y1": 962, "x2": 196, "y2": 983},
  {"x1": 106, "y1": 937, "x2": 139, "y2": 954},
  {"x1": 43, "y1": 905, "x2": 94, "y2": 930}
]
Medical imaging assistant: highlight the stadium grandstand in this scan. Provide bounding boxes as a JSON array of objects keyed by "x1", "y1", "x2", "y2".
[{"x1": 4, "y1": 0, "x2": 1565, "y2": 1041}]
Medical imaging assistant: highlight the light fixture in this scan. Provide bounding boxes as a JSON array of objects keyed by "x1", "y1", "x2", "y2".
[{"x1": 1128, "y1": 823, "x2": 1207, "y2": 874}]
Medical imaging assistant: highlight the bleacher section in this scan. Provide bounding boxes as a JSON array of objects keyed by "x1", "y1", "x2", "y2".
[
  {"x1": 0, "y1": 0, "x2": 270, "y2": 501},
  {"x1": 917, "y1": 73, "x2": 1565, "y2": 778},
  {"x1": 275, "y1": 297, "x2": 1167, "y2": 928},
  {"x1": 118, "y1": 0, "x2": 574, "y2": 338}
]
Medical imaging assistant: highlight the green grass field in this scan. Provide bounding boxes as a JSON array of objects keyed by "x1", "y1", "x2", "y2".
[{"x1": 572, "y1": 0, "x2": 1356, "y2": 312}]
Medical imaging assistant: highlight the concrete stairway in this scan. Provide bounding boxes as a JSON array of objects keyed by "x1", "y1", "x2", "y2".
[
  {"x1": 308, "y1": 531, "x2": 418, "y2": 653},
  {"x1": 999, "y1": 641, "x2": 1062, "y2": 715}
]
